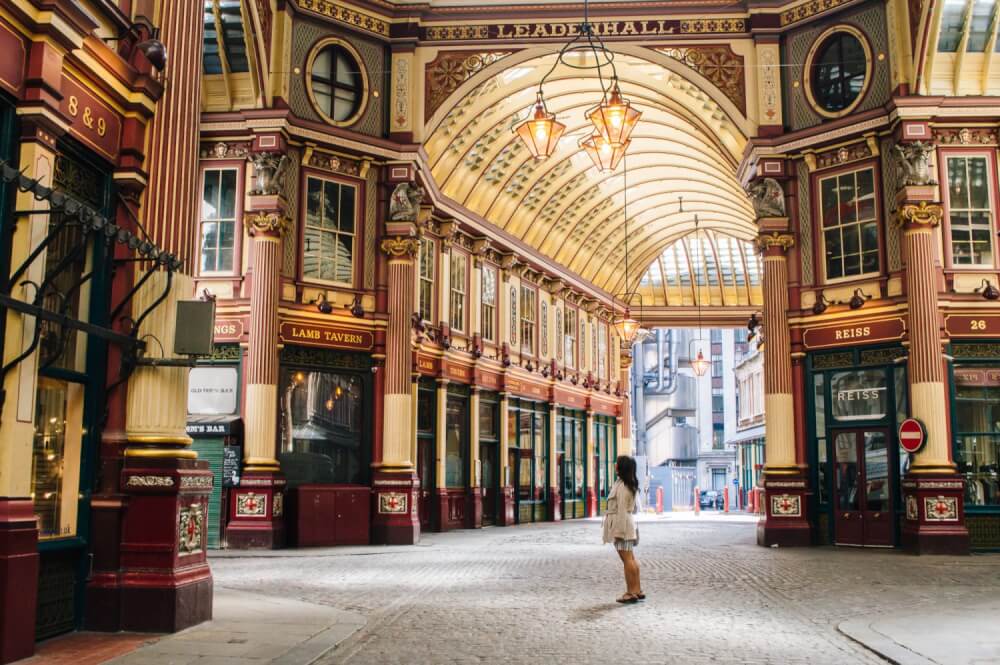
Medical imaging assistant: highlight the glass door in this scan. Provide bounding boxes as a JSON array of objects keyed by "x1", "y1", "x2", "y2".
[{"x1": 833, "y1": 428, "x2": 892, "y2": 546}]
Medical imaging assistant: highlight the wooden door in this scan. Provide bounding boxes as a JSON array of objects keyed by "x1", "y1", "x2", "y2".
[
  {"x1": 480, "y1": 441, "x2": 498, "y2": 526},
  {"x1": 417, "y1": 437, "x2": 434, "y2": 530},
  {"x1": 833, "y1": 431, "x2": 864, "y2": 545}
]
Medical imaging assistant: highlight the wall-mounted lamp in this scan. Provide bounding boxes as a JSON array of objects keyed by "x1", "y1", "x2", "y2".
[
  {"x1": 975, "y1": 278, "x2": 1000, "y2": 301},
  {"x1": 848, "y1": 288, "x2": 872, "y2": 310},
  {"x1": 345, "y1": 294, "x2": 365, "y2": 317},
  {"x1": 313, "y1": 293, "x2": 334, "y2": 314},
  {"x1": 812, "y1": 293, "x2": 834, "y2": 315}
]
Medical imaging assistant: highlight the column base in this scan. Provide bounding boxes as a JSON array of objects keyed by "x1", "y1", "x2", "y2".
[
  {"x1": 497, "y1": 486, "x2": 515, "y2": 526},
  {"x1": 465, "y1": 487, "x2": 483, "y2": 529},
  {"x1": 0, "y1": 498, "x2": 38, "y2": 664},
  {"x1": 119, "y1": 457, "x2": 214, "y2": 632},
  {"x1": 756, "y1": 475, "x2": 812, "y2": 548},
  {"x1": 225, "y1": 470, "x2": 287, "y2": 550},
  {"x1": 84, "y1": 493, "x2": 126, "y2": 632},
  {"x1": 548, "y1": 488, "x2": 562, "y2": 521},
  {"x1": 901, "y1": 474, "x2": 970, "y2": 555},
  {"x1": 371, "y1": 470, "x2": 420, "y2": 545}
]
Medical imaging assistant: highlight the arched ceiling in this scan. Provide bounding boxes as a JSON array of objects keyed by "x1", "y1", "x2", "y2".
[
  {"x1": 635, "y1": 230, "x2": 762, "y2": 308},
  {"x1": 424, "y1": 48, "x2": 757, "y2": 295}
]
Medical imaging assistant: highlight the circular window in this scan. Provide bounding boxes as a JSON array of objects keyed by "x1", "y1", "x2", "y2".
[
  {"x1": 306, "y1": 39, "x2": 368, "y2": 127},
  {"x1": 805, "y1": 27, "x2": 872, "y2": 118}
]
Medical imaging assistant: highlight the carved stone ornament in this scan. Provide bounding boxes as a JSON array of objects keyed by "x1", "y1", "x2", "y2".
[
  {"x1": 746, "y1": 178, "x2": 786, "y2": 218},
  {"x1": 380, "y1": 235, "x2": 421, "y2": 258},
  {"x1": 934, "y1": 127, "x2": 998, "y2": 146},
  {"x1": 652, "y1": 45, "x2": 746, "y2": 114},
  {"x1": 127, "y1": 475, "x2": 174, "y2": 488},
  {"x1": 389, "y1": 182, "x2": 426, "y2": 221},
  {"x1": 178, "y1": 503, "x2": 204, "y2": 555},
  {"x1": 201, "y1": 142, "x2": 250, "y2": 159},
  {"x1": 244, "y1": 211, "x2": 290, "y2": 236},
  {"x1": 893, "y1": 141, "x2": 937, "y2": 186},
  {"x1": 248, "y1": 152, "x2": 290, "y2": 196},
  {"x1": 895, "y1": 201, "x2": 943, "y2": 228},
  {"x1": 757, "y1": 232, "x2": 795, "y2": 252}
]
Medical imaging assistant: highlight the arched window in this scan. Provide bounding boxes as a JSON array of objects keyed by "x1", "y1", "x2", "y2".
[
  {"x1": 809, "y1": 30, "x2": 869, "y2": 114},
  {"x1": 308, "y1": 42, "x2": 366, "y2": 125}
]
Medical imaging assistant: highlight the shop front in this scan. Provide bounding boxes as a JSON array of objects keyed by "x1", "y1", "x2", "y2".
[
  {"x1": 807, "y1": 345, "x2": 909, "y2": 547},
  {"x1": 507, "y1": 397, "x2": 549, "y2": 524},
  {"x1": 478, "y1": 391, "x2": 501, "y2": 526},
  {"x1": 594, "y1": 414, "x2": 617, "y2": 515},
  {"x1": 556, "y1": 408, "x2": 586, "y2": 519}
]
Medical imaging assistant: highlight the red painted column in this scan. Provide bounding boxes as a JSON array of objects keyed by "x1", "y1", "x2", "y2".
[
  {"x1": 896, "y1": 192, "x2": 970, "y2": 554},
  {"x1": 226, "y1": 206, "x2": 287, "y2": 549}
]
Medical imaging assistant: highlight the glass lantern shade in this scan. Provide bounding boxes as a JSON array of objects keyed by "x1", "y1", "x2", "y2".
[
  {"x1": 691, "y1": 350, "x2": 710, "y2": 377},
  {"x1": 612, "y1": 310, "x2": 641, "y2": 344},
  {"x1": 587, "y1": 83, "x2": 641, "y2": 147},
  {"x1": 514, "y1": 96, "x2": 566, "y2": 159},
  {"x1": 580, "y1": 132, "x2": 628, "y2": 172}
]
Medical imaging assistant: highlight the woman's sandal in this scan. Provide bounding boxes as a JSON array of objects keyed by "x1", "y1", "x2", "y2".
[
  {"x1": 637, "y1": 591, "x2": 646, "y2": 600},
  {"x1": 616, "y1": 593, "x2": 639, "y2": 604}
]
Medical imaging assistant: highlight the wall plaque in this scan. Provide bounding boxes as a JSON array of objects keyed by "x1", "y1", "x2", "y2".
[
  {"x1": 213, "y1": 318, "x2": 244, "y2": 342},
  {"x1": 59, "y1": 74, "x2": 122, "y2": 161},
  {"x1": 279, "y1": 321, "x2": 373, "y2": 351},
  {"x1": 416, "y1": 353, "x2": 440, "y2": 376},
  {"x1": 945, "y1": 314, "x2": 1000, "y2": 338},
  {"x1": 801, "y1": 318, "x2": 905, "y2": 350}
]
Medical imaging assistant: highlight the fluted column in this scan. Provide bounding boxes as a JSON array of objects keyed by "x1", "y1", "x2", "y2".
[
  {"x1": 756, "y1": 228, "x2": 810, "y2": 547},
  {"x1": 896, "y1": 195, "x2": 970, "y2": 554},
  {"x1": 372, "y1": 234, "x2": 421, "y2": 544}
]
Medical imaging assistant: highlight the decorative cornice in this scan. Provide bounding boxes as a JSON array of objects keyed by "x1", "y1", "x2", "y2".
[
  {"x1": 380, "y1": 235, "x2": 421, "y2": 258},
  {"x1": 756, "y1": 232, "x2": 795, "y2": 252},
  {"x1": 895, "y1": 201, "x2": 943, "y2": 229},
  {"x1": 780, "y1": 0, "x2": 857, "y2": 26},
  {"x1": 296, "y1": 0, "x2": 390, "y2": 37},
  {"x1": 244, "y1": 211, "x2": 290, "y2": 236}
]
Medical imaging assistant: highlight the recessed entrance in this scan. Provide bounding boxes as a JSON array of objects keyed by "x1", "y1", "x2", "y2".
[{"x1": 833, "y1": 429, "x2": 894, "y2": 547}]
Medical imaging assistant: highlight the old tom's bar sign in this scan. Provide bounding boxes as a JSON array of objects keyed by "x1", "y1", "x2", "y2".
[
  {"x1": 802, "y1": 318, "x2": 905, "y2": 350},
  {"x1": 945, "y1": 314, "x2": 1000, "y2": 338},
  {"x1": 279, "y1": 321, "x2": 373, "y2": 351}
]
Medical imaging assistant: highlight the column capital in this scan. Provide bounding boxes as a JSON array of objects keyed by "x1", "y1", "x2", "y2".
[
  {"x1": 756, "y1": 231, "x2": 795, "y2": 254},
  {"x1": 895, "y1": 201, "x2": 943, "y2": 230},
  {"x1": 244, "y1": 211, "x2": 289, "y2": 238},
  {"x1": 380, "y1": 235, "x2": 421, "y2": 258}
]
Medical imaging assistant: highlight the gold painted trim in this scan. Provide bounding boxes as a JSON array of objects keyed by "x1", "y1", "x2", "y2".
[
  {"x1": 127, "y1": 435, "x2": 194, "y2": 445},
  {"x1": 125, "y1": 449, "x2": 198, "y2": 459},
  {"x1": 802, "y1": 25, "x2": 873, "y2": 120},
  {"x1": 304, "y1": 37, "x2": 370, "y2": 129}
]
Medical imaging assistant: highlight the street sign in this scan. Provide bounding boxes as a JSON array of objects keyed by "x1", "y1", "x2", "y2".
[{"x1": 898, "y1": 418, "x2": 926, "y2": 454}]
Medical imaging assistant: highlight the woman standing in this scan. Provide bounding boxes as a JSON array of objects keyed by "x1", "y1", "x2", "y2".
[{"x1": 602, "y1": 455, "x2": 644, "y2": 603}]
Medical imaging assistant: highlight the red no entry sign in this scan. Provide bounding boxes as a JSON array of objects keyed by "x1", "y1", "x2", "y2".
[{"x1": 898, "y1": 418, "x2": 926, "y2": 454}]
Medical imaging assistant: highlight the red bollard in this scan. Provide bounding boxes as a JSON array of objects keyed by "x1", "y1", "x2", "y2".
[
  {"x1": 723, "y1": 486, "x2": 730, "y2": 513},
  {"x1": 656, "y1": 486, "x2": 664, "y2": 514},
  {"x1": 693, "y1": 485, "x2": 700, "y2": 515}
]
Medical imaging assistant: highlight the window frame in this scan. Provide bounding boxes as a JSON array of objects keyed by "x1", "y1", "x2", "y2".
[
  {"x1": 417, "y1": 236, "x2": 436, "y2": 324},
  {"x1": 519, "y1": 284, "x2": 537, "y2": 357},
  {"x1": 803, "y1": 25, "x2": 873, "y2": 120},
  {"x1": 564, "y1": 306, "x2": 577, "y2": 369},
  {"x1": 939, "y1": 148, "x2": 998, "y2": 270},
  {"x1": 449, "y1": 248, "x2": 469, "y2": 334},
  {"x1": 480, "y1": 262, "x2": 498, "y2": 343},
  {"x1": 304, "y1": 37, "x2": 369, "y2": 128},
  {"x1": 814, "y1": 162, "x2": 883, "y2": 284},
  {"x1": 299, "y1": 170, "x2": 360, "y2": 288},
  {"x1": 197, "y1": 162, "x2": 244, "y2": 277}
]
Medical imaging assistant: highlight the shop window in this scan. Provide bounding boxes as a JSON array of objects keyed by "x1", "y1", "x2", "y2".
[
  {"x1": 481, "y1": 265, "x2": 496, "y2": 341},
  {"x1": 279, "y1": 368, "x2": 365, "y2": 486},
  {"x1": 449, "y1": 251, "x2": 467, "y2": 333},
  {"x1": 946, "y1": 155, "x2": 993, "y2": 266},
  {"x1": 31, "y1": 378, "x2": 85, "y2": 539},
  {"x1": 808, "y1": 29, "x2": 869, "y2": 115},
  {"x1": 418, "y1": 237, "x2": 434, "y2": 322},
  {"x1": 307, "y1": 40, "x2": 367, "y2": 126},
  {"x1": 829, "y1": 369, "x2": 887, "y2": 421},
  {"x1": 520, "y1": 285, "x2": 536, "y2": 355},
  {"x1": 564, "y1": 308, "x2": 577, "y2": 369},
  {"x1": 445, "y1": 392, "x2": 467, "y2": 488},
  {"x1": 820, "y1": 168, "x2": 878, "y2": 280},
  {"x1": 953, "y1": 366, "x2": 1000, "y2": 507},
  {"x1": 479, "y1": 399, "x2": 498, "y2": 440},
  {"x1": 200, "y1": 168, "x2": 238, "y2": 274},
  {"x1": 710, "y1": 329, "x2": 722, "y2": 343},
  {"x1": 303, "y1": 177, "x2": 356, "y2": 285},
  {"x1": 814, "y1": 374, "x2": 829, "y2": 505}
]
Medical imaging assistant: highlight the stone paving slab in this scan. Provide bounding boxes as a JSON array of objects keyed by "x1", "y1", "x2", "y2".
[
  {"x1": 105, "y1": 588, "x2": 364, "y2": 665},
  {"x1": 839, "y1": 600, "x2": 1000, "y2": 665}
]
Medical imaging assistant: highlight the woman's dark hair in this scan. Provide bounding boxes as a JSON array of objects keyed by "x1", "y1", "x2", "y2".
[{"x1": 615, "y1": 455, "x2": 639, "y2": 496}]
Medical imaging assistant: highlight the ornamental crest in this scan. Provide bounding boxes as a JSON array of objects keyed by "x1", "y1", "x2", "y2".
[
  {"x1": 237, "y1": 492, "x2": 267, "y2": 517},
  {"x1": 178, "y1": 503, "x2": 204, "y2": 555},
  {"x1": 378, "y1": 492, "x2": 408, "y2": 514},
  {"x1": 906, "y1": 494, "x2": 919, "y2": 520},
  {"x1": 924, "y1": 496, "x2": 958, "y2": 521},
  {"x1": 770, "y1": 494, "x2": 801, "y2": 517},
  {"x1": 652, "y1": 46, "x2": 746, "y2": 114},
  {"x1": 425, "y1": 51, "x2": 514, "y2": 121}
]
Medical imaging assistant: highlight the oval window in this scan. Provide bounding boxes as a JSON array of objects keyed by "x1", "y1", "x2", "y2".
[
  {"x1": 810, "y1": 31, "x2": 869, "y2": 114},
  {"x1": 308, "y1": 42, "x2": 366, "y2": 125}
]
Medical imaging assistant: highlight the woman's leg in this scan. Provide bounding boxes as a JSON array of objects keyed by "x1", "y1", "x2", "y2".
[{"x1": 619, "y1": 550, "x2": 640, "y2": 594}]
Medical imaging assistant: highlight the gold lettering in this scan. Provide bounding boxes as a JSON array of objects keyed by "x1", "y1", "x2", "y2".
[
  {"x1": 82, "y1": 106, "x2": 94, "y2": 129},
  {"x1": 532, "y1": 24, "x2": 549, "y2": 38},
  {"x1": 68, "y1": 95, "x2": 79, "y2": 116},
  {"x1": 971, "y1": 319, "x2": 987, "y2": 331},
  {"x1": 497, "y1": 24, "x2": 513, "y2": 38},
  {"x1": 621, "y1": 22, "x2": 638, "y2": 35},
  {"x1": 514, "y1": 24, "x2": 530, "y2": 37},
  {"x1": 97, "y1": 117, "x2": 106, "y2": 137}
]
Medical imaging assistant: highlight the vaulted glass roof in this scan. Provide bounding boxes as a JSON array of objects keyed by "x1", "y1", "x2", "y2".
[{"x1": 635, "y1": 231, "x2": 761, "y2": 307}]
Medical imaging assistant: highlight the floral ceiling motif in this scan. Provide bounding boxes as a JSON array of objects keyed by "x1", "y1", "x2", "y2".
[
  {"x1": 652, "y1": 45, "x2": 746, "y2": 115},
  {"x1": 425, "y1": 50, "x2": 514, "y2": 121}
]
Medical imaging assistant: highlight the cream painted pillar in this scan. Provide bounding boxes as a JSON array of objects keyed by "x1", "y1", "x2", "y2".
[
  {"x1": 469, "y1": 387, "x2": 481, "y2": 488},
  {"x1": 548, "y1": 406, "x2": 559, "y2": 488},
  {"x1": 435, "y1": 378, "x2": 448, "y2": 486},
  {"x1": 618, "y1": 350, "x2": 633, "y2": 457},
  {"x1": 499, "y1": 392, "x2": 510, "y2": 483},
  {"x1": 125, "y1": 272, "x2": 196, "y2": 456},
  {"x1": 585, "y1": 410, "x2": 596, "y2": 516},
  {"x1": 0, "y1": 141, "x2": 56, "y2": 496}
]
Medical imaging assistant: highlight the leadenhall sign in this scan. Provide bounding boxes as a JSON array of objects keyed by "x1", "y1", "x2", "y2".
[
  {"x1": 801, "y1": 318, "x2": 905, "y2": 350},
  {"x1": 279, "y1": 321, "x2": 373, "y2": 351},
  {"x1": 421, "y1": 18, "x2": 746, "y2": 41}
]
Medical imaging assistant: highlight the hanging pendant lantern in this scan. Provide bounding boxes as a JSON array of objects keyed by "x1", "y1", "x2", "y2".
[
  {"x1": 580, "y1": 132, "x2": 628, "y2": 172},
  {"x1": 691, "y1": 349, "x2": 710, "y2": 377},
  {"x1": 587, "y1": 79, "x2": 641, "y2": 148},
  {"x1": 612, "y1": 307, "x2": 641, "y2": 345},
  {"x1": 514, "y1": 93, "x2": 566, "y2": 159}
]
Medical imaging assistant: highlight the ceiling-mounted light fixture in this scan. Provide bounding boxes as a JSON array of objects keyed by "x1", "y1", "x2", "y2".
[
  {"x1": 612, "y1": 156, "x2": 643, "y2": 345},
  {"x1": 513, "y1": 0, "x2": 641, "y2": 164},
  {"x1": 688, "y1": 214, "x2": 711, "y2": 377}
]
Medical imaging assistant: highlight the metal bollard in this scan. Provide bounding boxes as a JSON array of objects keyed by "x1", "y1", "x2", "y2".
[{"x1": 693, "y1": 485, "x2": 700, "y2": 515}]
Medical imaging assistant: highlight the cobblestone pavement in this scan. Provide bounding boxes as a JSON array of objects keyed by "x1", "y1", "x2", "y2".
[{"x1": 210, "y1": 516, "x2": 1000, "y2": 665}]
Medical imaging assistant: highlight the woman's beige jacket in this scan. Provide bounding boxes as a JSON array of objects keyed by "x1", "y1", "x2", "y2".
[{"x1": 602, "y1": 479, "x2": 637, "y2": 543}]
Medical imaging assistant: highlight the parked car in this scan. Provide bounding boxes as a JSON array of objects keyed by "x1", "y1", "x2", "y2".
[{"x1": 699, "y1": 490, "x2": 724, "y2": 510}]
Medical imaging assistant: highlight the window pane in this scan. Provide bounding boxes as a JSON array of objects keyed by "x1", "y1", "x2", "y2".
[
  {"x1": 938, "y1": 0, "x2": 967, "y2": 52},
  {"x1": 219, "y1": 170, "x2": 237, "y2": 219},
  {"x1": 32, "y1": 378, "x2": 85, "y2": 539},
  {"x1": 839, "y1": 174, "x2": 857, "y2": 224},
  {"x1": 202, "y1": 170, "x2": 220, "y2": 220},
  {"x1": 821, "y1": 177, "x2": 839, "y2": 227},
  {"x1": 948, "y1": 158, "x2": 970, "y2": 208},
  {"x1": 968, "y1": 157, "x2": 989, "y2": 209},
  {"x1": 952, "y1": 366, "x2": 1000, "y2": 507},
  {"x1": 339, "y1": 185, "x2": 355, "y2": 233}
]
